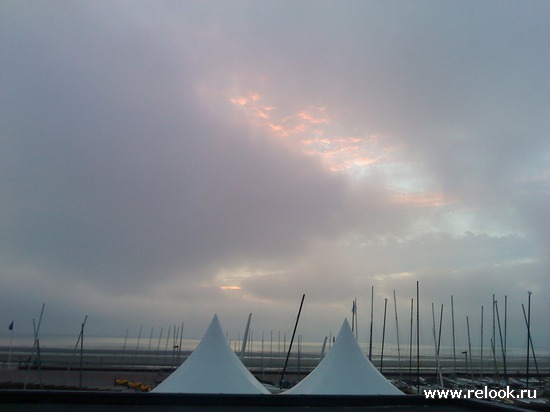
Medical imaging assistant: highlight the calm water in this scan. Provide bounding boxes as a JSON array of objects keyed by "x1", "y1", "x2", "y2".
[{"x1": 1, "y1": 334, "x2": 548, "y2": 376}]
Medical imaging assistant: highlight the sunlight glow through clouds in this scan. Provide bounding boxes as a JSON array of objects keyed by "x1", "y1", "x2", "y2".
[
  {"x1": 229, "y1": 92, "x2": 389, "y2": 173},
  {"x1": 228, "y1": 90, "x2": 458, "y2": 212},
  {"x1": 220, "y1": 285, "x2": 241, "y2": 290},
  {"x1": 391, "y1": 191, "x2": 454, "y2": 208},
  {"x1": 215, "y1": 266, "x2": 283, "y2": 293}
]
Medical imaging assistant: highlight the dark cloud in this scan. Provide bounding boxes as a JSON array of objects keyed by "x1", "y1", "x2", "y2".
[{"x1": 1, "y1": 3, "x2": 347, "y2": 294}]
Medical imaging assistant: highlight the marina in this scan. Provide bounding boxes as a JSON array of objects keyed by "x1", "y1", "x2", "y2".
[
  {"x1": 1, "y1": 291, "x2": 549, "y2": 410},
  {"x1": 1, "y1": 339, "x2": 549, "y2": 407}
]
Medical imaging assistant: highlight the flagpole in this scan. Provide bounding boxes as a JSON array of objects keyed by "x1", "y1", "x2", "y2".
[{"x1": 7, "y1": 320, "x2": 14, "y2": 367}]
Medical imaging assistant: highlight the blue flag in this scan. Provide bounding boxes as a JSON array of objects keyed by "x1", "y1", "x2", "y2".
[{"x1": 8, "y1": 320, "x2": 13, "y2": 331}]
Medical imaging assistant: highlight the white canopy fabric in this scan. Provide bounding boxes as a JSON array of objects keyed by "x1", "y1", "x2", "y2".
[
  {"x1": 152, "y1": 314, "x2": 269, "y2": 394},
  {"x1": 284, "y1": 319, "x2": 403, "y2": 395}
]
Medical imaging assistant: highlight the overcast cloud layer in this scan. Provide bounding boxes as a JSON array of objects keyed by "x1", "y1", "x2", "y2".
[{"x1": 1, "y1": 1, "x2": 548, "y2": 354}]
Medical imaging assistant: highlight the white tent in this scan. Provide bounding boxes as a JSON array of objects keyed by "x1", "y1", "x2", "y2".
[
  {"x1": 152, "y1": 314, "x2": 269, "y2": 394},
  {"x1": 284, "y1": 319, "x2": 403, "y2": 395}
]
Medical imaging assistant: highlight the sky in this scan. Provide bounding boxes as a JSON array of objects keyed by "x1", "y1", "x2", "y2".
[{"x1": 1, "y1": 1, "x2": 549, "y2": 356}]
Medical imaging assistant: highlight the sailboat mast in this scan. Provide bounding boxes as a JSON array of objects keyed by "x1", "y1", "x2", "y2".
[
  {"x1": 7, "y1": 320, "x2": 14, "y2": 367},
  {"x1": 79, "y1": 315, "x2": 87, "y2": 389},
  {"x1": 480, "y1": 306, "x2": 484, "y2": 381},
  {"x1": 416, "y1": 281, "x2": 420, "y2": 395},
  {"x1": 494, "y1": 301, "x2": 507, "y2": 382},
  {"x1": 522, "y1": 302, "x2": 540, "y2": 385},
  {"x1": 504, "y1": 296, "x2": 507, "y2": 382},
  {"x1": 24, "y1": 303, "x2": 45, "y2": 390},
  {"x1": 393, "y1": 289, "x2": 402, "y2": 379},
  {"x1": 320, "y1": 336, "x2": 328, "y2": 360},
  {"x1": 526, "y1": 291, "x2": 532, "y2": 389},
  {"x1": 431, "y1": 303, "x2": 443, "y2": 387},
  {"x1": 178, "y1": 322, "x2": 184, "y2": 362},
  {"x1": 466, "y1": 315, "x2": 473, "y2": 382},
  {"x1": 492, "y1": 294, "x2": 497, "y2": 379},
  {"x1": 351, "y1": 298, "x2": 358, "y2": 340},
  {"x1": 280, "y1": 294, "x2": 305, "y2": 388},
  {"x1": 380, "y1": 298, "x2": 388, "y2": 374},
  {"x1": 409, "y1": 298, "x2": 413, "y2": 380},
  {"x1": 451, "y1": 295, "x2": 457, "y2": 384},
  {"x1": 437, "y1": 304, "x2": 443, "y2": 358},
  {"x1": 369, "y1": 286, "x2": 374, "y2": 361},
  {"x1": 240, "y1": 313, "x2": 252, "y2": 361}
]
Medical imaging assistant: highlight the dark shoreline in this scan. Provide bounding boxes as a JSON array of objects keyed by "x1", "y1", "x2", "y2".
[{"x1": 1, "y1": 343, "x2": 549, "y2": 396}]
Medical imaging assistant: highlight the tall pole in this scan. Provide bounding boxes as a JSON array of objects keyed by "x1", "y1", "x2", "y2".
[
  {"x1": 526, "y1": 291, "x2": 531, "y2": 389},
  {"x1": 438, "y1": 304, "x2": 444, "y2": 383},
  {"x1": 431, "y1": 303, "x2": 437, "y2": 379},
  {"x1": 178, "y1": 322, "x2": 184, "y2": 362},
  {"x1": 492, "y1": 294, "x2": 498, "y2": 379},
  {"x1": 320, "y1": 336, "x2": 328, "y2": 360},
  {"x1": 351, "y1": 298, "x2": 358, "y2": 341},
  {"x1": 24, "y1": 303, "x2": 45, "y2": 390},
  {"x1": 522, "y1": 303, "x2": 540, "y2": 384},
  {"x1": 408, "y1": 298, "x2": 413, "y2": 380},
  {"x1": 451, "y1": 295, "x2": 457, "y2": 385},
  {"x1": 369, "y1": 286, "x2": 374, "y2": 361},
  {"x1": 240, "y1": 313, "x2": 252, "y2": 361},
  {"x1": 171, "y1": 324, "x2": 178, "y2": 370},
  {"x1": 432, "y1": 303, "x2": 443, "y2": 387},
  {"x1": 467, "y1": 316, "x2": 473, "y2": 382},
  {"x1": 79, "y1": 315, "x2": 87, "y2": 389},
  {"x1": 480, "y1": 306, "x2": 484, "y2": 380},
  {"x1": 437, "y1": 304, "x2": 443, "y2": 361},
  {"x1": 495, "y1": 301, "x2": 507, "y2": 382},
  {"x1": 7, "y1": 320, "x2": 14, "y2": 366},
  {"x1": 504, "y1": 296, "x2": 507, "y2": 382},
  {"x1": 280, "y1": 294, "x2": 305, "y2": 388},
  {"x1": 416, "y1": 281, "x2": 420, "y2": 395},
  {"x1": 393, "y1": 290, "x2": 402, "y2": 379},
  {"x1": 380, "y1": 298, "x2": 388, "y2": 374}
]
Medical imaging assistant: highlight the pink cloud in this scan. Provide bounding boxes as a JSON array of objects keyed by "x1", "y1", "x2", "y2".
[{"x1": 391, "y1": 191, "x2": 454, "y2": 208}]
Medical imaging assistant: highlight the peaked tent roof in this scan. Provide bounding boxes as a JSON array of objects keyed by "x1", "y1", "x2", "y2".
[
  {"x1": 153, "y1": 314, "x2": 269, "y2": 394},
  {"x1": 284, "y1": 318, "x2": 403, "y2": 395}
]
